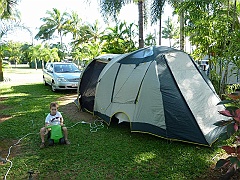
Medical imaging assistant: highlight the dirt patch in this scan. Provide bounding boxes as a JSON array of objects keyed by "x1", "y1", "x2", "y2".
[
  {"x1": 0, "y1": 139, "x2": 21, "y2": 165},
  {"x1": 196, "y1": 165, "x2": 240, "y2": 180},
  {"x1": 0, "y1": 114, "x2": 12, "y2": 123},
  {"x1": 0, "y1": 104, "x2": 9, "y2": 111},
  {"x1": 0, "y1": 97, "x2": 8, "y2": 101},
  {"x1": 58, "y1": 93, "x2": 97, "y2": 123},
  {"x1": 0, "y1": 98, "x2": 11, "y2": 123}
]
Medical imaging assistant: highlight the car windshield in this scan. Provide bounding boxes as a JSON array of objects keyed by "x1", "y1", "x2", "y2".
[{"x1": 54, "y1": 64, "x2": 80, "y2": 73}]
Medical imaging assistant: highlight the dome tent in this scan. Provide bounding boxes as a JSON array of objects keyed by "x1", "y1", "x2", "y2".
[{"x1": 77, "y1": 46, "x2": 227, "y2": 147}]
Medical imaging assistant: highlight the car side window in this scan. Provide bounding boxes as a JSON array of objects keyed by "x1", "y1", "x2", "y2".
[
  {"x1": 45, "y1": 63, "x2": 49, "y2": 70},
  {"x1": 49, "y1": 64, "x2": 53, "y2": 72}
]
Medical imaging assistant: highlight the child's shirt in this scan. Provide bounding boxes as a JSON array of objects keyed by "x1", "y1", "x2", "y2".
[{"x1": 45, "y1": 111, "x2": 63, "y2": 125}]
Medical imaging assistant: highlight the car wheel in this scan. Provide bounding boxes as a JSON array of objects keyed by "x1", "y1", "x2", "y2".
[
  {"x1": 43, "y1": 77, "x2": 47, "y2": 86},
  {"x1": 51, "y1": 82, "x2": 56, "y2": 92}
]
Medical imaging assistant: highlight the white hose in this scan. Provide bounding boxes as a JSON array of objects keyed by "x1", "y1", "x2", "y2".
[
  {"x1": 3, "y1": 119, "x2": 104, "y2": 179},
  {"x1": 4, "y1": 133, "x2": 38, "y2": 180}
]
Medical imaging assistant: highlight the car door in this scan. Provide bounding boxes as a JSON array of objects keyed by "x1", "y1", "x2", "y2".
[{"x1": 45, "y1": 63, "x2": 53, "y2": 84}]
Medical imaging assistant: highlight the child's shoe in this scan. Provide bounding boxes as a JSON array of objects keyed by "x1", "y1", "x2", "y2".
[
  {"x1": 65, "y1": 140, "x2": 70, "y2": 145},
  {"x1": 40, "y1": 142, "x2": 45, "y2": 148}
]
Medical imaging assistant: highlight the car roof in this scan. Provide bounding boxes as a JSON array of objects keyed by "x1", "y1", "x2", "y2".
[{"x1": 47, "y1": 62, "x2": 74, "y2": 65}]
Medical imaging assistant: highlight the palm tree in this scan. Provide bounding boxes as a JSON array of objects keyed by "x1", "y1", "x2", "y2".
[
  {"x1": 65, "y1": 12, "x2": 105, "y2": 60},
  {"x1": 88, "y1": 20, "x2": 105, "y2": 43},
  {"x1": 39, "y1": 46, "x2": 59, "y2": 68},
  {"x1": 65, "y1": 11, "x2": 82, "y2": 42},
  {"x1": 98, "y1": 0, "x2": 145, "y2": 48},
  {"x1": 144, "y1": 32, "x2": 156, "y2": 46},
  {"x1": 150, "y1": 0, "x2": 166, "y2": 45},
  {"x1": 28, "y1": 44, "x2": 42, "y2": 70},
  {"x1": 101, "y1": 21, "x2": 137, "y2": 53},
  {"x1": 0, "y1": 0, "x2": 19, "y2": 18},
  {"x1": 162, "y1": 16, "x2": 179, "y2": 47},
  {"x1": 168, "y1": 0, "x2": 185, "y2": 51},
  {"x1": 64, "y1": 11, "x2": 91, "y2": 50},
  {"x1": 0, "y1": 0, "x2": 19, "y2": 81},
  {"x1": 137, "y1": 0, "x2": 144, "y2": 48},
  {"x1": 35, "y1": 8, "x2": 71, "y2": 48},
  {"x1": 72, "y1": 24, "x2": 93, "y2": 47}
]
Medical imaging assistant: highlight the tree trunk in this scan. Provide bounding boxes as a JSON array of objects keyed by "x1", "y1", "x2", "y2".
[
  {"x1": 179, "y1": 11, "x2": 184, "y2": 51},
  {"x1": 60, "y1": 33, "x2": 63, "y2": 49},
  {"x1": 138, "y1": 1, "x2": 144, "y2": 48},
  {"x1": 35, "y1": 59, "x2": 38, "y2": 70},
  {"x1": 158, "y1": 15, "x2": 162, "y2": 46},
  {"x1": 0, "y1": 59, "x2": 3, "y2": 81},
  {"x1": 42, "y1": 60, "x2": 44, "y2": 70}
]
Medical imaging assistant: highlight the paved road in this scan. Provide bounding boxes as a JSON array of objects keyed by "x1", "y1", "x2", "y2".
[{"x1": 0, "y1": 64, "x2": 43, "y2": 85}]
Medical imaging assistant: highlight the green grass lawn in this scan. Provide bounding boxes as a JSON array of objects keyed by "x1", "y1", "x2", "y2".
[{"x1": 0, "y1": 70, "x2": 224, "y2": 180}]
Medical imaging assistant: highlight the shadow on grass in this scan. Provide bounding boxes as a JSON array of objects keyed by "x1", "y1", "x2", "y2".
[{"x1": 0, "y1": 83, "x2": 73, "y2": 137}]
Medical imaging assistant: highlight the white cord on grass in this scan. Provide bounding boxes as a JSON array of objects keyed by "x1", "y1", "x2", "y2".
[
  {"x1": 66, "y1": 119, "x2": 104, "y2": 132},
  {"x1": 3, "y1": 119, "x2": 104, "y2": 179},
  {"x1": 4, "y1": 132, "x2": 38, "y2": 180},
  {"x1": 89, "y1": 119, "x2": 104, "y2": 132}
]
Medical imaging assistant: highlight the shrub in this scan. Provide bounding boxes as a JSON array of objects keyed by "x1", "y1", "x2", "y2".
[{"x1": 214, "y1": 93, "x2": 240, "y2": 178}]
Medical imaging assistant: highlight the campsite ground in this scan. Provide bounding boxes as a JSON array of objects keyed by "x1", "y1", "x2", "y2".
[
  {"x1": 0, "y1": 64, "x2": 97, "y2": 123},
  {"x1": 1, "y1": 65, "x2": 240, "y2": 179}
]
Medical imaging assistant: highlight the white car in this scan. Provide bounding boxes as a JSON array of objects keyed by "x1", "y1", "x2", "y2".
[{"x1": 43, "y1": 62, "x2": 81, "y2": 91}]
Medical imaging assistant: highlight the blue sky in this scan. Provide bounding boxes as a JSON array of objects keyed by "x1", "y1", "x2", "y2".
[{"x1": 4, "y1": 0, "x2": 174, "y2": 46}]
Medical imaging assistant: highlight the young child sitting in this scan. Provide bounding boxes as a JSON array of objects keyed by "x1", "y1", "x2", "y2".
[{"x1": 40, "y1": 102, "x2": 70, "y2": 148}]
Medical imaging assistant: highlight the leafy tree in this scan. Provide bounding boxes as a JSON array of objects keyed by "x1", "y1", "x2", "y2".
[
  {"x1": 150, "y1": 0, "x2": 166, "y2": 45},
  {"x1": 22, "y1": 43, "x2": 60, "y2": 69},
  {"x1": 101, "y1": 21, "x2": 137, "y2": 53},
  {"x1": 28, "y1": 44, "x2": 42, "y2": 69},
  {"x1": 20, "y1": 43, "x2": 32, "y2": 63},
  {"x1": 0, "y1": 43, "x2": 8, "y2": 57},
  {"x1": 64, "y1": 11, "x2": 82, "y2": 42},
  {"x1": 144, "y1": 32, "x2": 156, "y2": 46},
  {"x1": 0, "y1": 0, "x2": 19, "y2": 81},
  {"x1": 162, "y1": 16, "x2": 179, "y2": 48},
  {"x1": 0, "y1": 43, "x2": 9, "y2": 66},
  {"x1": 39, "y1": 45, "x2": 59, "y2": 68},
  {"x1": 71, "y1": 24, "x2": 93, "y2": 47},
  {"x1": 0, "y1": 0, "x2": 27, "y2": 40},
  {"x1": 88, "y1": 20, "x2": 105, "y2": 43},
  {"x1": 50, "y1": 42, "x2": 67, "y2": 60},
  {"x1": 0, "y1": 0, "x2": 19, "y2": 18},
  {"x1": 3, "y1": 41, "x2": 23, "y2": 65},
  {"x1": 70, "y1": 20, "x2": 105, "y2": 65},
  {"x1": 169, "y1": 0, "x2": 185, "y2": 51},
  {"x1": 86, "y1": 41, "x2": 102, "y2": 59},
  {"x1": 177, "y1": 0, "x2": 240, "y2": 95},
  {"x1": 64, "y1": 11, "x2": 103, "y2": 60},
  {"x1": 64, "y1": 11, "x2": 93, "y2": 46},
  {"x1": 35, "y1": 8, "x2": 71, "y2": 51},
  {"x1": 98, "y1": 0, "x2": 145, "y2": 48},
  {"x1": 71, "y1": 41, "x2": 102, "y2": 67}
]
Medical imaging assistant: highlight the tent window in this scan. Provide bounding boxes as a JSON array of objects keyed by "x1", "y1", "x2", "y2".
[{"x1": 112, "y1": 62, "x2": 151, "y2": 104}]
